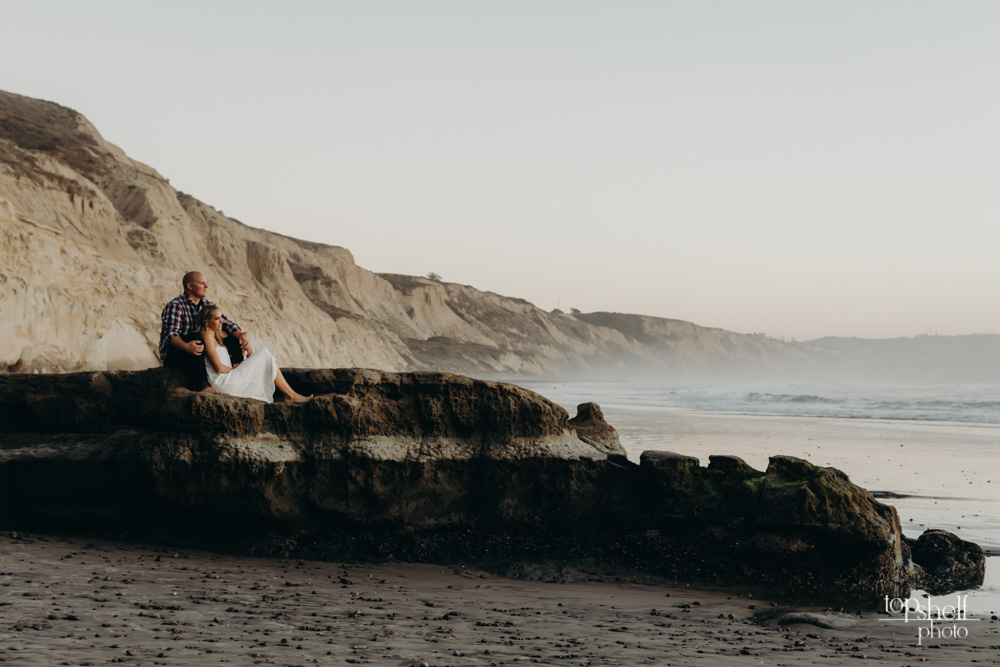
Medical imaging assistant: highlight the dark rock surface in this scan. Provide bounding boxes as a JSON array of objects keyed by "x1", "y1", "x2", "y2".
[
  {"x1": 903, "y1": 529, "x2": 987, "y2": 595},
  {"x1": 0, "y1": 368, "x2": 983, "y2": 606},
  {"x1": 567, "y1": 402, "x2": 622, "y2": 458}
]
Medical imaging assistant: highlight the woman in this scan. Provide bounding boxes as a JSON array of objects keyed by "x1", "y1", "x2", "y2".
[{"x1": 195, "y1": 306, "x2": 312, "y2": 404}]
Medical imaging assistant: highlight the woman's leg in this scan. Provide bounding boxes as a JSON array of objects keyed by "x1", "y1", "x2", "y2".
[{"x1": 274, "y1": 368, "x2": 312, "y2": 403}]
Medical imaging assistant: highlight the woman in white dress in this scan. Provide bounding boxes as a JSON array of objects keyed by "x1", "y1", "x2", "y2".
[{"x1": 195, "y1": 306, "x2": 312, "y2": 404}]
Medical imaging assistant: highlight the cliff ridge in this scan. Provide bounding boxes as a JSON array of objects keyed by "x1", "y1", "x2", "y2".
[{"x1": 0, "y1": 89, "x2": 811, "y2": 378}]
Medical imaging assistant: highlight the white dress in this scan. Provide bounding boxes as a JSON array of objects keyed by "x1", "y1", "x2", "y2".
[{"x1": 205, "y1": 344, "x2": 279, "y2": 403}]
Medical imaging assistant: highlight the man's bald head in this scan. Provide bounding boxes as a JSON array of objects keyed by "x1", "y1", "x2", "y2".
[{"x1": 182, "y1": 272, "x2": 209, "y2": 303}]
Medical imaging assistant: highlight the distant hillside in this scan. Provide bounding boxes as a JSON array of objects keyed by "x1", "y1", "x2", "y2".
[
  {"x1": 572, "y1": 312, "x2": 818, "y2": 379},
  {"x1": 801, "y1": 334, "x2": 1000, "y2": 383}
]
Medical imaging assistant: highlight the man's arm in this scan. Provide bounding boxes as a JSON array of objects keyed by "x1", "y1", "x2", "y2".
[
  {"x1": 220, "y1": 313, "x2": 249, "y2": 351},
  {"x1": 221, "y1": 314, "x2": 241, "y2": 335},
  {"x1": 170, "y1": 334, "x2": 204, "y2": 355},
  {"x1": 161, "y1": 300, "x2": 203, "y2": 355}
]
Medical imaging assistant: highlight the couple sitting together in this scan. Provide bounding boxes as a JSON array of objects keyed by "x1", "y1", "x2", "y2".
[{"x1": 158, "y1": 271, "x2": 312, "y2": 403}]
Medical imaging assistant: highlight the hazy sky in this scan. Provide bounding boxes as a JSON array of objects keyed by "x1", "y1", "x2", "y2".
[{"x1": 4, "y1": 1, "x2": 999, "y2": 340}]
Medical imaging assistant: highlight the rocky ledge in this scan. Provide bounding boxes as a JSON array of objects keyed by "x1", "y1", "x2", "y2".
[{"x1": 0, "y1": 368, "x2": 984, "y2": 606}]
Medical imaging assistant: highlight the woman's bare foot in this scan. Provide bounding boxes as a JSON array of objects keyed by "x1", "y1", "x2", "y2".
[
  {"x1": 287, "y1": 393, "x2": 313, "y2": 404},
  {"x1": 200, "y1": 386, "x2": 218, "y2": 394}
]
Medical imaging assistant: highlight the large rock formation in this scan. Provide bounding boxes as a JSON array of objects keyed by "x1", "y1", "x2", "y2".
[
  {"x1": 0, "y1": 89, "x2": 817, "y2": 378},
  {"x1": 0, "y1": 369, "x2": 982, "y2": 606}
]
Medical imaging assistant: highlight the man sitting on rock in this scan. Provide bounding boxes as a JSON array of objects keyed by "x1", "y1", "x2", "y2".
[{"x1": 159, "y1": 271, "x2": 250, "y2": 391}]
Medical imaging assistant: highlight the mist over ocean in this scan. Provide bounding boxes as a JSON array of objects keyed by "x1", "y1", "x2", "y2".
[
  {"x1": 511, "y1": 377, "x2": 1000, "y2": 614},
  {"x1": 523, "y1": 380, "x2": 1000, "y2": 425}
]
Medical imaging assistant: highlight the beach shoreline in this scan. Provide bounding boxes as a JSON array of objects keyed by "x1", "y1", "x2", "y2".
[{"x1": 2, "y1": 532, "x2": 997, "y2": 666}]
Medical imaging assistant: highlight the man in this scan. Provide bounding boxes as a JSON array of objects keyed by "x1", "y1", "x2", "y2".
[{"x1": 159, "y1": 271, "x2": 250, "y2": 390}]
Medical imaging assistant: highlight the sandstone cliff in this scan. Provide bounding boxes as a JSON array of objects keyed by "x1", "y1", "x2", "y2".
[{"x1": 0, "y1": 90, "x2": 814, "y2": 378}]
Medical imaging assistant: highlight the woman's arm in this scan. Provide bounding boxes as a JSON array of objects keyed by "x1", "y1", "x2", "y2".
[{"x1": 201, "y1": 334, "x2": 230, "y2": 374}]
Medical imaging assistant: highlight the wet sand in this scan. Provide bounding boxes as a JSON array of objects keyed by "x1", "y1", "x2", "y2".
[{"x1": 2, "y1": 533, "x2": 998, "y2": 666}]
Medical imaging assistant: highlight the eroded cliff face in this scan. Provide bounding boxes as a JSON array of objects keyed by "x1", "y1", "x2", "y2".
[
  {"x1": 0, "y1": 369, "x2": 983, "y2": 605},
  {"x1": 0, "y1": 90, "x2": 814, "y2": 377}
]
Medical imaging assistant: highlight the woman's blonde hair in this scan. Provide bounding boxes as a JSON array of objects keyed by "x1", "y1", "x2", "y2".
[{"x1": 195, "y1": 305, "x2": 228, "y2": 346}]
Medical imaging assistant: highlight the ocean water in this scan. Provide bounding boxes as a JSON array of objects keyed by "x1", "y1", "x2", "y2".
[{"x1": 509, "y1": 379, "x2": 1000, "y2": 615}]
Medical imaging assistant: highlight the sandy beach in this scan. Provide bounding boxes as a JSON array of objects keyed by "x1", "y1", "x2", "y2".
[{"x1": 2, "y1": 532, "x2": 998, "y2": 666}]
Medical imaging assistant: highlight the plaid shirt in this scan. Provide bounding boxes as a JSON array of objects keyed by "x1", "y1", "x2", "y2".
[{"x1": 159, "y1": 295, "x2": 240, "y2": 363}]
